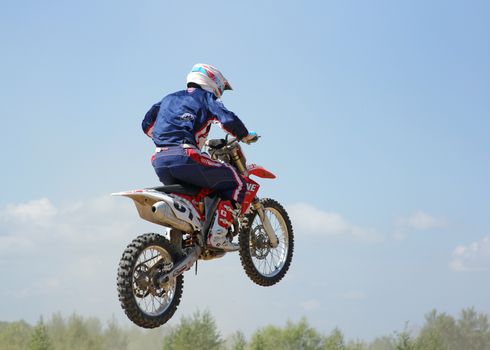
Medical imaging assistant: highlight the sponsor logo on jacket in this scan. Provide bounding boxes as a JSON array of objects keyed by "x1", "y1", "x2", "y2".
[{"x1": 179, "y1": 113, "x2": 196, "y2": 121}]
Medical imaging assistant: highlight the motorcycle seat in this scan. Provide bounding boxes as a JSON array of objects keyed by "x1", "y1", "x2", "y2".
[{"x1": 149, "y1": 184, "x2": 201, "y2": 196}]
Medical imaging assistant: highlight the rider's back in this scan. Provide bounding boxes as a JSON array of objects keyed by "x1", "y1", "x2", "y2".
[
  {"x1": 152, "y1": 88, "x2": 209, "y2": 147},
  {"x1": 149, "y1": 87, "x2": 248, "y2": 149}
]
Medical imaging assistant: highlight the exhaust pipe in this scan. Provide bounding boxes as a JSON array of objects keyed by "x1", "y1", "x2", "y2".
[{"x1": 152, "y1": 201, "x2": 193, "y2": 233}]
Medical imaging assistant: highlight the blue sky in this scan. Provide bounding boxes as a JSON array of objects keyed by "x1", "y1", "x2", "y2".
[{"x1": 1, "y1": 0, "x2": 490, "y2": 341}]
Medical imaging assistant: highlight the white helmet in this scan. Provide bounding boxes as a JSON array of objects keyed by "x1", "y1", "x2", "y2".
[{"x1": 186, "y1": 63, "x2": 232, "y2": 98}]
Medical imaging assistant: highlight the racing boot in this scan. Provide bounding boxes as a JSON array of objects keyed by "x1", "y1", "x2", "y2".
[{"x1": 207, "y1": 200, "x2": 239, "y2": 252}]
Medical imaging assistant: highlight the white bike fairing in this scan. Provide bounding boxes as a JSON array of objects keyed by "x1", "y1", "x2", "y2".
[{"x1": 111, "y1": 189, "x2": 202, "y2": 231}]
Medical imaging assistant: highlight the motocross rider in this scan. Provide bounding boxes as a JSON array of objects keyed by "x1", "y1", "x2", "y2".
[{"x1": 141, "y1": 63, "x2": 256, "y2": 252}]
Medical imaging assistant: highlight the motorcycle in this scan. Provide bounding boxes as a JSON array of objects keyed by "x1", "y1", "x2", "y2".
[{"x1": 113, "y1": 136, "x2": 294, "y2": 328}]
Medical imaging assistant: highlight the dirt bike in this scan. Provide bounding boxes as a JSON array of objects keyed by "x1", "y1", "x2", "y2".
[{"x1": 113, "y1": 136, "x2": 294, "y2": 328}]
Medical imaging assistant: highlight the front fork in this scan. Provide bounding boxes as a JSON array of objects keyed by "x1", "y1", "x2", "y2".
[
  {"x1": 232, "y1": 148, "x2": 278, "y2": 248},
  {"x1": 251, "y1": 198, "x2": 279, "y2": 248}
]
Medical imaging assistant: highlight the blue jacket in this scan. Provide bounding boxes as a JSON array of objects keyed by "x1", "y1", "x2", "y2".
[{"x1": 142, "y1": 87, "x2": 248, "y2": 149}]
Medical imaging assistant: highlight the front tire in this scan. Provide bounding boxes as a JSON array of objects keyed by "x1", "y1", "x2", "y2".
[
  {"x1": 117, "y1": 233, "x2": 183, "y2": 328},
  {"x1": 239, "y1": 198, "x2": 294, "y2": 286}
]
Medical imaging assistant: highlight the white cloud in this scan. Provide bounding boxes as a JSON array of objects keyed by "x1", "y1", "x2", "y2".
[
  {"x1": 1, "y1": 196, "x2": 140, "y2": 246},
  {"x1": 405, "y1": 211, "x2": 447, "y2": 230},
  {"x1": 0, "y1": 195, "x2": 151, "y2": 318},
  {"x1": 287, "y1": 202, "x2": 382, "y2": 241},
  {"x1": 394, "y1": 211, "x2": 447, "y2": 240},
  {"x1": 0, "y1": 199, "x2": 59, "y2": 254},
  {"x1": 450, "y1": 236, "x2": 490, "y2": 272},
  {"x1": 2, "y1": 198, "x2": 57, "y2": 225}
]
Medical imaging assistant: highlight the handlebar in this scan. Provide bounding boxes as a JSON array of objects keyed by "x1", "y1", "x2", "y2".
[
  {"x1": 226, "y1": 132, "x2": 260, "y2": 146},
  {"x1": 207, "y1": 133, "x2": 260, "y2": 151}
]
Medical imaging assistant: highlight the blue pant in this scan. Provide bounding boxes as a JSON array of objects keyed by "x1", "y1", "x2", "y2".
[{"x1": 152, "y1": 146, "x2": 247, "y2": 203}]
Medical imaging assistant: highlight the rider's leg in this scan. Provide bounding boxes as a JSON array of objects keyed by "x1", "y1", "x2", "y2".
[
  {"x1": 152, "y1": 147, "x2": 247, "y2": 251},
  {"x1": 180, "y1": 149, "x2": 246, "y2": 251},
  {"x1": 207, "y1": 199, "x2": 240, "y2": 251},
  {"x1": 153, "y1": 147, "x2": 246, "y2": 200}
]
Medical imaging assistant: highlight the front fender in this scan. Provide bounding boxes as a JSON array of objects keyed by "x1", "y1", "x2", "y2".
[{"x1": 247, "y1": 164, "x2": 276, "y2": 179}]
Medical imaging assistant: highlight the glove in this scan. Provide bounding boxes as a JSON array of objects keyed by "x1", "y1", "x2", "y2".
[{"x1": 242, "y1": 131, "x2": 259, "y2": 144}]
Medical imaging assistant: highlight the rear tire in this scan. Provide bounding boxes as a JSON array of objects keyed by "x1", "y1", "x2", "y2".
[
  {"x1": 239, "y1": 198, "x2": 294, "y2": 286},
  {"x1": 117, "y1": 233, "x2": 183, "y2": 328}
]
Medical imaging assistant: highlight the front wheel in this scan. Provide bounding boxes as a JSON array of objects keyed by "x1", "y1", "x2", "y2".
[
  {"x1": 239, "y1": 198, "x2": 294, "y2": 286},
  {"x1": 117, "y1": 233, "x2": 183, "y2": 328}
]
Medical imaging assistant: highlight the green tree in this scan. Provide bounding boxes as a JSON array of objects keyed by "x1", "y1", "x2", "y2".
[
  {"x1": 162, "y1": 310, "x2": 222, "y2": 350},
  {"x1": 346, "y1": 340, "x2": 365, "y2": 350},
  {"x1": 103, "y1": 316, "x2": 128, "y2": 350},
  {"x1": 394, "y1": 331, "x2": 414, "y2": 350},
  {"x1": 0, "y1": 320, "x2": 32, "y2": 350},
  {"x1": 323, "y1": 327, "x2": 345, "y2": 350},
  {"x1": 28, "y1": 318, "x2": 53, "y2": 350},
  {"x1": 224, "y1": 330, "x2": 247, "y2": 350},
  {"x1": 249, "y1": 318, "x2": 324, "y2": 350},
  {"x1": 64, "y1": 313, "x2": 104, "y2": 350},
  {"x1": 367, "y1": 336, "x2": 395, "y2": 350},
  {"x1": 45, "y1": 313, "x2": 68, "y2": 350},
  {"x1": 415, "y1": 310, "x2": 457, "y2": 350},
  {"x1": 455, "y1": 307, "x2": 490, "y2": 350}
]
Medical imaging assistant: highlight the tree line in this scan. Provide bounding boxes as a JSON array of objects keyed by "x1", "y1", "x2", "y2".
[{"x1": 1, "y1": 307, "x2": 490, "y2": 350}]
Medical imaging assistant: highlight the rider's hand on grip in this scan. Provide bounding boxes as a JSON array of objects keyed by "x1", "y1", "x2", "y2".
[{"x1": 242, "y1": 131, "x2": 259, "y2": 144}]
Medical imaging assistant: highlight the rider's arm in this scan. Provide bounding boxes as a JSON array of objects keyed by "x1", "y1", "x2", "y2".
[
  {"x1": 205, "y1": 94, "x2": 249, "y2": 140},
  {"x1": 141, "y1": 102, "x2": 161, "y2": 138}
]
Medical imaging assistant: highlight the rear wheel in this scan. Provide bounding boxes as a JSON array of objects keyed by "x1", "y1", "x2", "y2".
[
  {"x1": 117, "y1": 233, "x2": 183, "y2": 328},
  {"x1": 239, "y1": 198, "x2": 294, "y2": 286}
]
